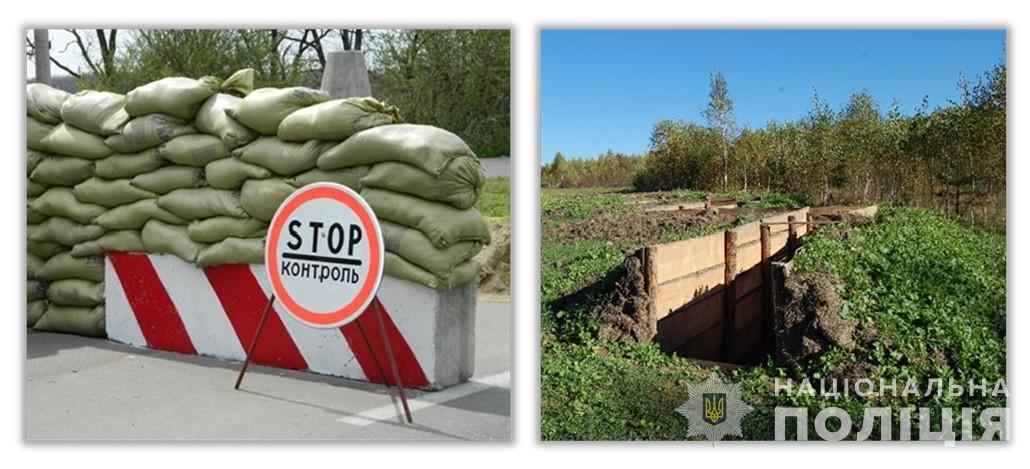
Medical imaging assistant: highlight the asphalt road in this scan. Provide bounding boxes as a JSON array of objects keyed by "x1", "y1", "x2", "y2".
[{"x1": 26, "y1": 301, "x2": 510, "y2": 441}]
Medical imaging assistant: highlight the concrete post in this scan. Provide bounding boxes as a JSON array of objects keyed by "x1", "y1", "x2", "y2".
[
  {"x1": 33, "y1": 29, "x2": 51, "y2": 85},
  {"x1": 320, "y1": 51, "x2": 372, "y2": 99}
]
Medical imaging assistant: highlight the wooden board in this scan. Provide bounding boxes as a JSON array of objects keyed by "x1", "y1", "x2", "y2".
[
  {"x1": 655, "y1": 292, "x2": 723, "y2": 352},
  {"x1": 676, "y1": 323, "x2": 722, "y2": 361},
  {"x1": 734, "y1": 288, "x2": 762, "y2": 332},
  {"x1": 654, "y1": 265, "x2": 723, "y2": 318},
  {"x1": 653, "y1": 231, "x2": 724, "y2": 285}
]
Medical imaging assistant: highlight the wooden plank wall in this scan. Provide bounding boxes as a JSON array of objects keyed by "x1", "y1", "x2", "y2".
[{"x1": 648, "y1": 207, "x2": 810, "y2": 362}]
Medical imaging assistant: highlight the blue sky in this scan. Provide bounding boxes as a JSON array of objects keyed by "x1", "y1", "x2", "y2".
[{"x1": 540, "y1": 29, "x2": 1006, "y2": 163}]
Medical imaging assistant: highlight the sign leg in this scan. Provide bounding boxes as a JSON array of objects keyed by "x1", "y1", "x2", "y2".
[
  {"x1": 371, "y1": 298, "x2": 414, "y2": 423},
  {"x1": 234, "y1": 293, "x2": 276, "y2": 390}
]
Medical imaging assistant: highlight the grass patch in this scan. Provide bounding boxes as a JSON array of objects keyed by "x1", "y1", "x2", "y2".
[
  {"x1": 540, "y1": 206, "x2": 1006, "y2": 440},
  {"x1": 476, "y1": 177, "x2": 510, "y2": 219}
]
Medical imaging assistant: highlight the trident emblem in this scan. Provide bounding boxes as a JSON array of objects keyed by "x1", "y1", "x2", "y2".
[{"x1": 703, "y1": 393, "x2": 726, "y2": 425}]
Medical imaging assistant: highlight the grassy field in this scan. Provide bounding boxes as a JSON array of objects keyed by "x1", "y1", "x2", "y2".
[
  {"x1": 540, "y1": 188, "x2": 1007, "y2": 440},
  {"x1": 476, "y1": 177, "x2": 510, "y2": 219}
]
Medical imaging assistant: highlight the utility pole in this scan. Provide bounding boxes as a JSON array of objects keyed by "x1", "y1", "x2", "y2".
[{"x1": 33, "y1": 29, "x2": 51, "y2": 85}]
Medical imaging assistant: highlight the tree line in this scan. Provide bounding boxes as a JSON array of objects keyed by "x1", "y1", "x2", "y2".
[
  {"x1": 544, "y1": 63, "x2": 1006, "y2": 227},
  {"x1": 26, "y1": 29, "x2": 510, "y2": 157}
]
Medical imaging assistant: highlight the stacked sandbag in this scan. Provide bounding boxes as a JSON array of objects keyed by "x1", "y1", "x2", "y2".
[
  {"x1": 26, "y1": 83, "x2": 115, "y2": 336},
  {"x1": 214, "y1": 86, "x2": 401, "y2": 266},
  {"x1": 26, "y1": 70, "x2": 489, "y2": 341},
  {"x1": 317, "y1": 124, "x2": 489, "y2": 289}
]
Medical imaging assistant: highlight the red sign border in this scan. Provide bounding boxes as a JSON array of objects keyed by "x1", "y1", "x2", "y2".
[{"x1": 265, "y1": 183, "x2": 384, "y2": 328}]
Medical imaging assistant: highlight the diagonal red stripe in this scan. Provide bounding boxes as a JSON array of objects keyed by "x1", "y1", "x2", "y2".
[
  {"x1": 204, "y1": 264, "x2": 309, "y2": 371},
  {"x1": 340, "y1": 297, "x2": 430, "y2": 389},
  {"x1": 108, "y1": 252, "x2": 197, "y2": 355}
]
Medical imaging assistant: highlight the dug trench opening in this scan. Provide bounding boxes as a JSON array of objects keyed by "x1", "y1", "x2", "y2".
[{"x1": 593, "y1": 206, "x2": 876, "y2": 368}]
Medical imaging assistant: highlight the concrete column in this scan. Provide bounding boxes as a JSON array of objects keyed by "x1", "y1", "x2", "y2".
[
  {"x1": 320, "y1": 51, "x2": 372, "y2": 99},
  {"x1": 33, "y1": 29, "x2": 51, "y2": 85}
]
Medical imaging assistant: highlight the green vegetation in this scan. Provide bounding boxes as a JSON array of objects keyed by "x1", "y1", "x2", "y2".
[
  {"x1": 543, "y1": 62, "x2": 1005, "y2": 227},
  {"x1": 30, "y1": 29, "x2": 509, "y2": 157},
  {"x1": 541, "y1": 150, "x2": 647, "y2": 188},
  {"x1": 541, "y1": 206, "x2": 1006, "y2": 440},
  {"x1": 542, "y1": 191, "x2": 635, "y2": 221},
  {"x1": 475, "y1": 177, "x2": 510, "y2": 219}
]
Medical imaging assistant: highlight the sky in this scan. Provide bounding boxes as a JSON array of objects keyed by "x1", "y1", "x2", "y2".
[{"x1": 540, "y1": 29, "x2": 1006, "y2": 163}]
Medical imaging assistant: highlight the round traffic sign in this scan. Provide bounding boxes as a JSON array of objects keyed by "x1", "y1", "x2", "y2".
[{"x1": 265, "y1": 182, "x2": 384, "y2": 328}]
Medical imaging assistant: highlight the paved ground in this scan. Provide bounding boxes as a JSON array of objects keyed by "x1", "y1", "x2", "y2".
[
  {"x1": 26, "y1": 301, "x2": 510, "y2": 440},
  {"x1": 480, "y1": 156, "x2": 510, "y2": 179}
]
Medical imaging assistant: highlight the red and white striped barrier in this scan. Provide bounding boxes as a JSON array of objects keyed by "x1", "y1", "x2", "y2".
[{"x1": 104, "y1": 252, "x2": 475, "y2": 390}]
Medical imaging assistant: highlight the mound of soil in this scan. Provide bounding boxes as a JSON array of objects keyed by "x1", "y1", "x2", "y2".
[
  {"x1": 476, "y1": 220, "x2": 511, "y2": 301},
  {"x1": 544, "y1": 209, "x2": 725, "y2": 250},
  {"x1": 596, "y1": 256, "x2": 655, "y2": 343},
  {"x1": 777, "y1": 272, "x2": 858, "y2": 365}
]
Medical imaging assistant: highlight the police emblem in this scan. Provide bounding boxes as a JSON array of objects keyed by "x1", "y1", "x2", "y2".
[{"x1": 676, "y1": 374, "x2": 753, "y2": 442}]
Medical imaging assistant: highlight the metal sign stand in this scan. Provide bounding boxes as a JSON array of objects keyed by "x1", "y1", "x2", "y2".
[{"x1": 233, "y1": 294, "x2": 414, "y2": 424}]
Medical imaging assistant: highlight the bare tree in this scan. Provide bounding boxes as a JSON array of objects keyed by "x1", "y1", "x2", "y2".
[
  {"x1": 25, "y1": 29, "x2": 118, "y2": 80},
  {"x1": 703, "y1": 71, "x2": 738, "y2": 190}
]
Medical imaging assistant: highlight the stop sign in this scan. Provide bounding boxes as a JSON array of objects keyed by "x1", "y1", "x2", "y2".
[{"x1": 264, "y1": 182, "x2": 384, "y2": 328}]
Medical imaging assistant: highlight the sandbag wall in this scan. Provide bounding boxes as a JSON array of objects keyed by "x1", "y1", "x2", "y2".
[{"x1": 26, "y1": 69, "x2": 490, "y2": 338}]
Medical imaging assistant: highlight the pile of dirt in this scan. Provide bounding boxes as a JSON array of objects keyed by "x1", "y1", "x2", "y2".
[
  {"x1": 475, "y1": 220, "x2": 510, "y2": 301},
  {"x1": 543, "y1": 209, "x2": 727, "y2": 250},
  {"x1": 777, "y1": 272, "x2": 859, "y2": 365},
  {"x1": 596, "y1": 256, "x2": 655, "y2": 343}
]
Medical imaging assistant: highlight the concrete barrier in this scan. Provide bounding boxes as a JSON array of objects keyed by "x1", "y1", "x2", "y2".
[{"x1": 104, "y1": 252, "x2": 474, "y2": 390}]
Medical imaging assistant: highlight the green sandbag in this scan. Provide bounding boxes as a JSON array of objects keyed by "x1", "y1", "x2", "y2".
[
  {"x1": 141, "y1": 219, "x2": 206, "y2": 263},
  {"x1": 105, "y1": 114, "x2": 196, "y2": 153},
  {"x1": 29, "y1": 187, "x2": 106, "y2": 224},
  {"x1": 240, "y1": 178, "x2": 295, "y2": 221},
  {"x1": 33, "y1": 304, "x2": 105, "y2": 337},
  {"x1": 27, "y1": 150, "x2": 50, "y2": 176},
  {"x1": 36, "y1": 252, "x2": 105, "y2": 282},
  {"x1": 27, "y1": 83, "x2": 69, "y2": 124},
  {"x1": 27, "y1": 117, "x2": 55, "y2": 152},
  {"x1": 30, "y1": 156, "x2": 94, "y2": 186},
  {"x1": 361, "y1": 188, "x2": 490, "y2": 248},
  {"x1": 46, "y1": 278, "x2": 104, "y2": 306},
  {"x1": 187, "y1": 217, "x2": 267, "y2": 243},
  {"x1": 28, "y1": 240, "x2": 67, "y2": 259},
  {"x1": 195, "y1": 93, "x2": 259, "y2": 149},
  {"x1": 277, "y1": 97, "x2": 400, "y2": 142},
  {"x1": 28, "y1": 300, "x2": 47, "y2": 327},
  {"x1": 219, "y1": 68, "x2": 255, "y2": 97},
  {"x1": 61, "y1": 90, "x2": 130, "y2": 135},
  {"x1": 196, "y1": 237, "x2": 265, "y2": 267},
  {"x1": 205, "y1": 157, "x2": 272, "y2": 189},
  {"x1": 28, "y1": 253, "x2": 44, "y2": 280},
  {"x1": 41, "y1": 123, "x2": 114, "y2": 159},
  {"x1": 131, "y1": 166, "x2": 206, "y2": 194},
  {"x1": 69, "y1": 241, "x2": 102, "y2": 258},
  {"x1": 73, "y1": 178, "x2": 157, "y2": 207},
  {"x1": 361, "y1": 159, "x2": 485, "y2": 210},
  {"x1": 27, "y1": 203, "x2": 46, "y2": 224},
  {"x1": 28, "y1": 181, "x2": 48, "y2": 197},
  {"x1": 381, "y1": 220, "x2": 482, "y2": 279},
  {"x1": 286, "y1": 166, "x2": 368, "y2": 190},
  {"x1": 234, "y1": 137, "x2": 333, "y2": 176},
  {"x1": 28, "y1": 280, "x2": 47, "y2": 301},
  {"x1": 94, "y1": 149, "x2": 166, "y2": 179},
  {"x1": 95, "y1": 199, "x2": 186, "y2": 230},
  {"x1": 225, "y1": 87, "x2": 330, "y2": 135},
  {"x1": 157, "y1": 188, "x2": 247, "y2": 220},
  {"x1": 385, "y1": 252, "x2": 479, "y2": 290},
  {"x1": 125, "y1": 76, "x2": 220, "y2": 119},
  {"x1": 318, "y1": 124, "x2": 475, "y2": 175},
  {"x1": 30, "y1": 217, "x2": 105, "y2": 246},
  {"x1": 158, "y1": 134, "x2": 228, "y2": 166},
  {"x1": 71, "y1": 230, "x2": 144, "y2": 257}
]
